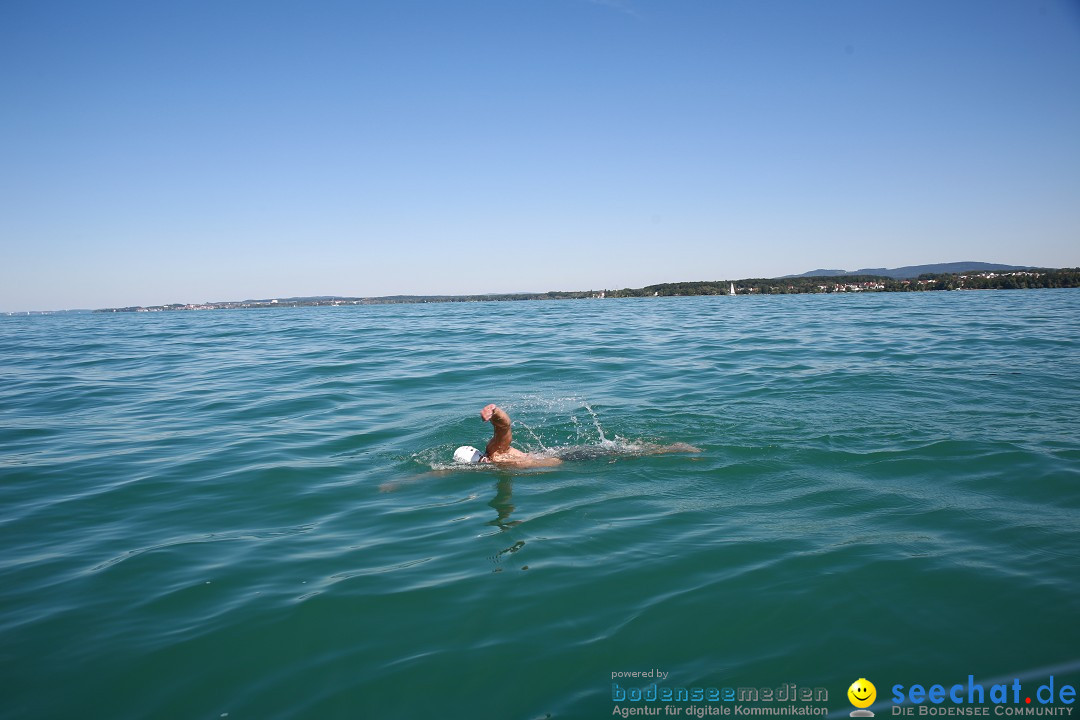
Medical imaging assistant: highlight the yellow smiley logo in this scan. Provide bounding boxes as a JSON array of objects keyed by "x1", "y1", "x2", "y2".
[{"x1": 848, "y1": 678, "x2": 876, "y2": 709}]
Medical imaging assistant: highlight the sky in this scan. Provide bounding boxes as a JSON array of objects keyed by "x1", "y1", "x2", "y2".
[{"x1": 2, "y1": 0, "x2": 1079, "y2": 311}]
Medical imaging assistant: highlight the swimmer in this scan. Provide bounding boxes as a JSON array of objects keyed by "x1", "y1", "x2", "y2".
[
  {"x1": 458, "y1": 404, "x2": 563, "y2": 468},
  {"x1": 454, "y1": 404, "x2": 702, "y2": 468}
]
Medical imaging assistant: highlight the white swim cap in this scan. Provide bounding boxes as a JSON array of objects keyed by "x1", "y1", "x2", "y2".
[{"x1": 454, "y1": 446, "x2": 484, "y2": 464}]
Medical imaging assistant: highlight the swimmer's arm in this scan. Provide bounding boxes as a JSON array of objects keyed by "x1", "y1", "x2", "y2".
[{"x1": 481, "y1": 404, "x2": 513, "y2": 456}]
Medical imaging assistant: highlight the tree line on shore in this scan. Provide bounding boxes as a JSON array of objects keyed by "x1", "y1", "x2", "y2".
[{"x1": 602, "y1": 268, "x2": 1080, "y2": 298}]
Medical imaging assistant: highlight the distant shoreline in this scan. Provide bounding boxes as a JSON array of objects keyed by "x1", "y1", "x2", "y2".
[
  {"x1": 90, "y1": 267, "x2": 1080, "y2": 314},
  {"x1": 5, "y1": 267, "x2": 1078, "y2": 316}
]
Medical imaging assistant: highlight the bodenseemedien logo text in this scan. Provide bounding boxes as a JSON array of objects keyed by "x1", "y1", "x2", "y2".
[{"x1": 613, "y1": 682, "x2": 828, "y2": 703}]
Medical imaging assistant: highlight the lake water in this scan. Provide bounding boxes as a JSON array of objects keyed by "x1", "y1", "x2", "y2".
[{"x1": 2, "y1": 290, "x2": 1079, "y2": 719}]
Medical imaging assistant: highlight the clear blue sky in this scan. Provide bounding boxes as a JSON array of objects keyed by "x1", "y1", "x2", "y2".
[{"x1": 2, "y1": 0, "x2": 1079, "y2": 311}]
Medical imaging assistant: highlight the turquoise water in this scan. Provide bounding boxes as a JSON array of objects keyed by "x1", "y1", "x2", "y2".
[{"x1": 2, "y1": 290, "x2": 1079, "y2": 719}]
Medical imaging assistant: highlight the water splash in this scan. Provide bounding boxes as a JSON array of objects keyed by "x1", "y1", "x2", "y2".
[
  {"x1": 516, "y1": 421, "x2": 549, "y2": 451},
  {"x1": 581, "y1": 401, "x2": 607, "y2": 443}
]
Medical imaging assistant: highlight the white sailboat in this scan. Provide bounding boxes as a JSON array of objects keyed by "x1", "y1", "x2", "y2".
[{"x1": 728, "y1": 282, "x2": 736, "y2": 296}]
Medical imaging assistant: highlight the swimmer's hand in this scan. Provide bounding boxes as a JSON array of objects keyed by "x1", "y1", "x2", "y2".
[{"x1": 480, "y1": 404, "x2": 498, "y2": 422}]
